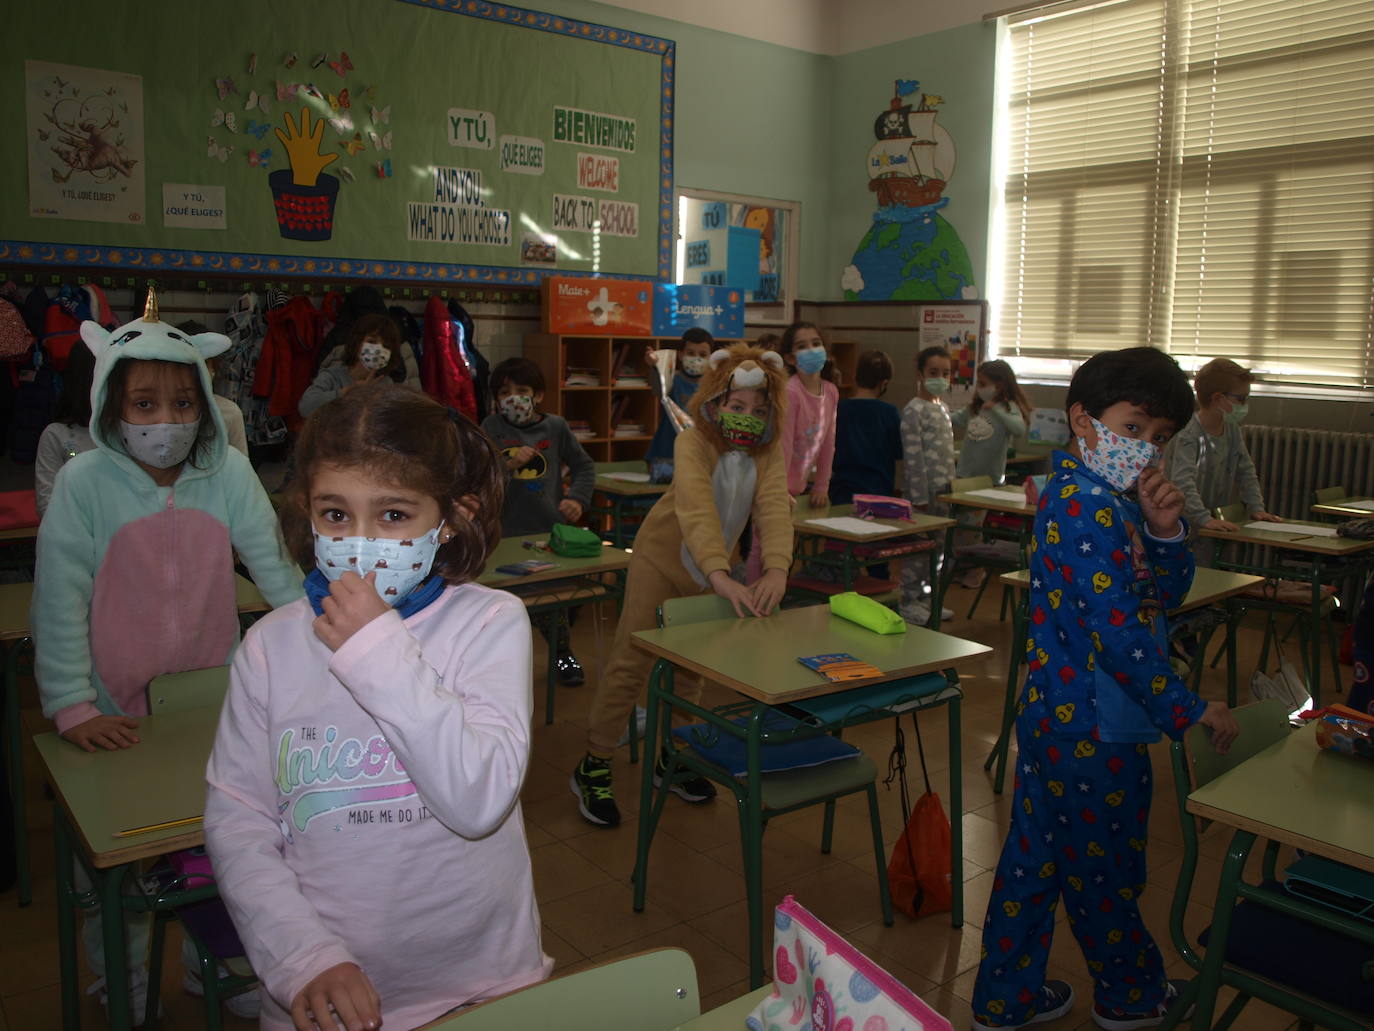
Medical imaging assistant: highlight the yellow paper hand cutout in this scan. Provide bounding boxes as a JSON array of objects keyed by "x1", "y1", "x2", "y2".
[{"x1": 274, "y1": 108, "x2": 338, "y2": 188}]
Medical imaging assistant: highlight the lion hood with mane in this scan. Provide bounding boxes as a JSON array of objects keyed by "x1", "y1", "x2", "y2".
[{"x1": 686, "y1": 343, "x2": 788, "y2": 453}]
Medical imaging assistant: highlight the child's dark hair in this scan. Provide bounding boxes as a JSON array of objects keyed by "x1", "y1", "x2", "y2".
[
  {"x1": 680, "y1": 327, "x2": 714, "y2": 349},
  {"x1": 98, "y1": 358, "x2": 218, "y2": 467},
  {"x1": 972, "y1": 359, "x2": 1033, "y2": 422},
  {"x1": 344, "y1": 313, "x2": 406, "y2": 383},
  {"x1": 755, "y1": 332, "x2": 781, "y2": 350},
  {"x1": 281, "y1": 383, "x2": 503, "y2": 584},
  {"x1": 917, "y1": 345, "x2": 951, "y2": 374},
  {"x1": 489, "y1": 356, "x2": 545, "y2": 399},
  {"x1": 779, "y1": 321, "x2": 839, "y2": 385},
  {"x1": 54, "y1": 340, "x2": 96, "y2": 428},
  {"x1": 854, "y1": 350, "x2": 893, "y2": 390},
  {"x1": 1066, "y1": 347, "x2": 1195, "y2": 431}
]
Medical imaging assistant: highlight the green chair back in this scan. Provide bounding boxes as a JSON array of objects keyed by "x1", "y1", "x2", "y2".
[
  {"x1": 952, "y1": 475, "x2": 993, "y2": 493},
  {"x1": 146, "y1": 666, "x2": 230, "y2": 715},
  {"x1": 1213, "y1": 502, "x2": 1246, "y2": 523},
  {"x1": 423, "y1": 948, "x2": 699, "y2": 1030},
  {"x1": 658, "y1": 593, "x2": 739, "y2": 628},
  {"x1": 1313, "y1": 485, "x2": 1347, "y2": 505}
]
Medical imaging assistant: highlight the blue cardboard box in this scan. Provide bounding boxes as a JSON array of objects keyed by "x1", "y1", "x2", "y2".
[{"x1": 653, "y1": 283, "x2": 745, "y2": 338}]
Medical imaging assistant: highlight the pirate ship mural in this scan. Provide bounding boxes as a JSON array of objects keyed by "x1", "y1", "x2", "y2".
[{"x1": 841, "y1": 79, "x2": 976, "y2": 301}]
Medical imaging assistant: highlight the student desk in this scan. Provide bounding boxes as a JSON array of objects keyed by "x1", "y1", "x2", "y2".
[
  {"x1": 1311, "y1": 496, "x2": 1374, "y2": 519},
  {"x1": 1183, "y1": 722, "x2": 1374, "y2": 1030},
  {"x1": 589, "y1": 466, "x2": 668, "y2": 547},
  {"x1": 1, "y1": 574, "x2": 266, "y2": 910},
  {"x1": 35, "y1": 704, "x2": 224, "y2": 1030},
  {"x1": 478, "y1": 534, "x2": 630, "y2": 726},
  {"x1": 989, "y1": 568, "x2": 1264, "y2": 795},
  {"x1": 1198, "y1": 520, "x2": 1374, "y2": 704},
  {"x1": 791, "y1": 499, "x2": 953, "y2": 607},
  {"x1": 630, "y1": 606, "x2": 991, "y2": 987},
  {"x1": 935, "y1": 485, "x2": 1037, "y2": 617}
]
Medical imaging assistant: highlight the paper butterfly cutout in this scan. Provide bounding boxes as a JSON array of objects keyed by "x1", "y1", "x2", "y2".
[
  {"x1": 370, "y1": 105, "x2": 390, "y2": 126},
  {"x1": 211, "y1": 109, "x2": 237, "y2": 133},
  {"x1": 206, "y1": 136, "x2": 233, "y2": 162},
  {"x1": 375, "y1": 158, "x2": 393, "y2": 179},
  {"x1": 244, "y1": 119, "x2": 271, "y2": 140},
  {"x1": 214, "y1": 76, "x2": 237, "y2": 101},
  {"x1": 248, "y1": 148, "x2": 272, "y2": 167},
  {"x1": 311, "y1": 52, "x2": 327, "y2": 68},
  {"x1": 338, "y1": 167, "x2": 355, "y2": 183},
  {"x1": 328, "y1": 115, "x2": 354, "y2": 135},
  {"x1": 247, "y1": 53, "x2": 258, "y2": 75},
  {"x1": 330, "y1": 88, "x2": 351, "y2": 110},
  {"x1": 329, "y1": 51, "x2": 353, "y2": 77},
  {"x1": 275, "y1": 80, "x2": 299, "y2": 102},
  {"x1": 303, "y1": 83, "x2": 323, "y2": 99},
  {"x1": 243, "y1": 90, "x2": 270, "y2": 115},
  {"x1": 369, "y1": 130, "x2": 392, "y2": 151},
  {"x1": 339, "y1": 133, "x2": 366, "y2": 156},
  {"x1": 284, "y1": 52, "x2": 298, "y2": 69},
  {"x1": 356, "y1": 83, "x2": 379, "y2": 103}
]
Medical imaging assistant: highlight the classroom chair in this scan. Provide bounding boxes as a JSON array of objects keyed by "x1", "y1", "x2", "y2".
[
  {"x1": 1312, "y1": 485, "x2": 1348, "y2": 510},
  {"x1": 424, "y1": 947, "x2": 699, "y2": 1029},
  {"x1": 140, "y1": 667, "x2": 261, "y2": 1030},
  {"x1": 1206, "y1": 502, "x2": 1342, "y2": 694},
  {"x1": 1162, "y1": 699, "x2": 1374, "y2": 1031},
  {"x1": 634, "y1": 594, "x2": 895, "y2": 988},
  {"x1": 949, "y1": 475, "x2": 1019, "y2": 621}
]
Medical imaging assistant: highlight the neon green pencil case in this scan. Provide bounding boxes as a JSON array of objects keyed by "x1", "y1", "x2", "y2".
[{"x1": 828, "y1": 592, "x2": 907, "y2": 635}]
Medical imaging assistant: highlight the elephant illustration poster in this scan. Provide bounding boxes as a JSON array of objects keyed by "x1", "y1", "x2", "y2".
[
  {"x1": 26, "y1": 61, "x2": 145, "y2": 225},
  {"x1": 841, "y1": 79, "x2": 975, "y2": 301}
]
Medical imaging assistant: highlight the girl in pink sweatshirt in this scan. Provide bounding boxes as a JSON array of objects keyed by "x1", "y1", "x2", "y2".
[
  {"x1": 780, "y1": 321, "x2": 840, "y2": 506},
  {"x1": 205, "y1": 384, "x2": 551, "y2": 1031}
]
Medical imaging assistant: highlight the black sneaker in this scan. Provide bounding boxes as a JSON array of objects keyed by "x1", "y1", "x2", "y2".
[
  {"x1": 971, "y1": 980, "x2": 1074, "y2": 1030},
  {"x1": 1092, "y1": 979, "x2": 1192, "y2": 1030},
  {"x1": 570, "y1": 754, "x2": 620, "y2": 827},
  {"x1": 653, "y1": 753, "x2": 717, "y2": 804},
  {"x1": 555, "y1": 650, "x2": 585, "y2": 686}
]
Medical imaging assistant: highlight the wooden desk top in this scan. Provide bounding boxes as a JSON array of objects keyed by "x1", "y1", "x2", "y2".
[
  {"x1": 1187, "y1": 722, "x2": 1374, "y2": 874},
  {"x1": 792, "y1": 500, "x2": 953, "y2": 542},
  {"x1": 0, "y1": 525, "x2": 38, "y2": 543},
  {"x1": 592, "y1": 463, "x2": 669, "y2": 497},
  {"x1": 1198, "y1": 519, "x2": 1374, "y2": 556},
  {"x1": 937, "y1": 487, "x2": 1036, "y2": 518},
  {"x1": 1311, "y1": 497, "x2": 1374, "y2": 519},
  {"x1": 478, "y1": 534, "x2": 631, "y2": 589},
  {"x1": 2, "y1": 574, "x2": 269, "y2": 641},
  {"x1": 632, "y1": 604, "x2": 990, "y2": 704},
  {"x1": 34, "y1": 706, "x2": 220, "y2": 868},
  {"x1": 1000, "y1": 566, "x2": 1263, "y2": 616}
]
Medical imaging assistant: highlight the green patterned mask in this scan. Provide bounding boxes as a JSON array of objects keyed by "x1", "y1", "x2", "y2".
[{"x1": 717, "y1": 410, "x2": 766, "y2": 449}]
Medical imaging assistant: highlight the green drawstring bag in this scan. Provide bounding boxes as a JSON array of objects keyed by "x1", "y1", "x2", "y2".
[{"x1": 549, "y1": 523, "x2": 603, "y2": 557}]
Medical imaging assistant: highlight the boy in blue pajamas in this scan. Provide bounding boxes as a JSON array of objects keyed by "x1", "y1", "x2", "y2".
[{"x1": 972, "y1": 348, "x2": 1240, "y2": 1031}]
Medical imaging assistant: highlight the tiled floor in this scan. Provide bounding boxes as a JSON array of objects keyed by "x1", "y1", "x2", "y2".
[{"x1": 1, "y1": 584, "x2": 1312, "y2": 1029}]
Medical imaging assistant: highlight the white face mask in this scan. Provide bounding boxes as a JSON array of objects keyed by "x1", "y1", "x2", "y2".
[
  {"x1": 924, "y1": 376, "x2": 950, "y2": 397},
  {"x1": 359, "y1": 342, "x2": 392, "y2": 371},
  {"x1": 499, "y1": 393, "x2": 538, "y2": 426},
  {"x1": 119, "y1": 419, "x2": 201, "y2": 469},
  {"x1": 976, "y1": 385, "x2": 999, "y2": 403},
  {"x1": 313, "y1": 523, "x2": 445, "y2": 605},
  {"x1": 681, "y1": 354, "x2": 708, "y2": 377}
]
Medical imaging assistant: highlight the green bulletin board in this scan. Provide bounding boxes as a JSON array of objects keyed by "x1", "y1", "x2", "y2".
[{"x1": 0, "y1": 0, "x2": 674, "y2": 285}]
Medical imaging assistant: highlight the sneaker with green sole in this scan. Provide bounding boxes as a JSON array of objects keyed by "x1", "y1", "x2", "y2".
[{"x1": 571, "y1": 754, "x2": 620, "y2": 827}]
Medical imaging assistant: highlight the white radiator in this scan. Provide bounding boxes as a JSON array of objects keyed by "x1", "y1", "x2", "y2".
[{"x1": 1243, "y1": 425, "x2": 1374, "y2": 520}]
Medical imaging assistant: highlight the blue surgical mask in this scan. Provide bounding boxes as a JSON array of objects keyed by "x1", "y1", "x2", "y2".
[
  {"x1": 795, "y1": 348, "x2": 827, "y2": 375},
  {"x1": 313, "y1": 523, "x2": 445, "y2": 605},
  {"x1": 924, "y1": 377, "x2": 950, "y2": 397}
]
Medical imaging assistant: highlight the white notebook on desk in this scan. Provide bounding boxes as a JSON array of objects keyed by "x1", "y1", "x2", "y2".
[
  {"x1": 803, "y1": 516, "x2": 893, "y2": 536},
  {"x1": 1245, "y1": 521, "x2": 1339, "y2": 537},
  {"x1": 602, "y1": 471, "x2": 651, "y2": 482},
  {"x1": 965, "y1": 487, "x2": 1024, "y2": 502}
]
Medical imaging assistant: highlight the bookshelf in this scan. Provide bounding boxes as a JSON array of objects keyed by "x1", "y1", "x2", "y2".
[{"x1": 523, "y1": 334, "x2": 745, "y2": 462}]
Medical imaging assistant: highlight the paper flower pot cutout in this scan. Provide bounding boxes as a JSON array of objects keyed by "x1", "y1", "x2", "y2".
[{"x1": 269, "y1": 168, "x2": 339, "y2": 240}]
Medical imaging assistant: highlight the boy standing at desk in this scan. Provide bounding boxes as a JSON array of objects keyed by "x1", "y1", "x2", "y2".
[
  {"x1": 1165, "y1": 357, "x2": 1280, "y2": 536},
  {"x1": 481, "y1": 357, "x2": 596, "y2": 685},
  {"x1": 971, "y1": 348, "x2": 1239, "y2": 1031}
]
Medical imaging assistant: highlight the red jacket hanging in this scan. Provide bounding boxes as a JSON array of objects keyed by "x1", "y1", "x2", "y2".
[
  {"x1": 253, "y1": 295, "x2": 323, "y2": 431},
  {"x1": 421, "y1": 294, "x2": 477, "y2": 420}
]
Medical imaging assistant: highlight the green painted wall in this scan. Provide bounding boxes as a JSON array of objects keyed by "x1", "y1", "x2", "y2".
[{"x1": 826, "y1": 22, "x2": 998, "y2": 300}]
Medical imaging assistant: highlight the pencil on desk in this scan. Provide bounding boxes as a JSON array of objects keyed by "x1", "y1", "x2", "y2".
[{"x1": 113, "y1": 815, "x2": 203, "y2": 839}]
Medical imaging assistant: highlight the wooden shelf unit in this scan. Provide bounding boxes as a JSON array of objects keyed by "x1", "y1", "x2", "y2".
[{"x1": 524, "y1": 333, "x2": 744, "y2": 462}]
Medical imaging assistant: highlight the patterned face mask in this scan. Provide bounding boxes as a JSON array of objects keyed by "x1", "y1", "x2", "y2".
[
  {"x1": 681, "y1": 354, "x2": 708, "y2": 377},
  {"x1": 717, "y1": 410, "x2": 766, "y2": 449},
  {"x1": 120, "y1": 419, "x2": 200, "y2": 469},
  {"x1": 359, "y1": 341, "x2": 392, "y2": 371},
  {"x1": 1077, "y1": 415, "x2": 1158, "y2": 492},
  {"x1": 499, "y1": 393, "x2": 538, "y2": 426},
  {"x1": 313, "y1": 523, "x2": 445, "y2": 605}
]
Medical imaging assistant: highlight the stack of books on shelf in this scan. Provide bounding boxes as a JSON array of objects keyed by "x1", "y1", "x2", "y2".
[
  {"x1": 565, "y1": 367, "x2": 601, "y2": 387},
  {"x1": 613, "y1": 372, "x2": 649, "y2": 387},
  {"x1": 613, "y1": 420, "x2": 646, "y2": 438},
  {"x1": 568, "y1": 419, "x2": 596, "y2": 440}
]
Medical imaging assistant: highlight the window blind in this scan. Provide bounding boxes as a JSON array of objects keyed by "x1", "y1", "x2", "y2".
[{"x1": 998, "y1": 0, "x2": 1374, "y2": 391}]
